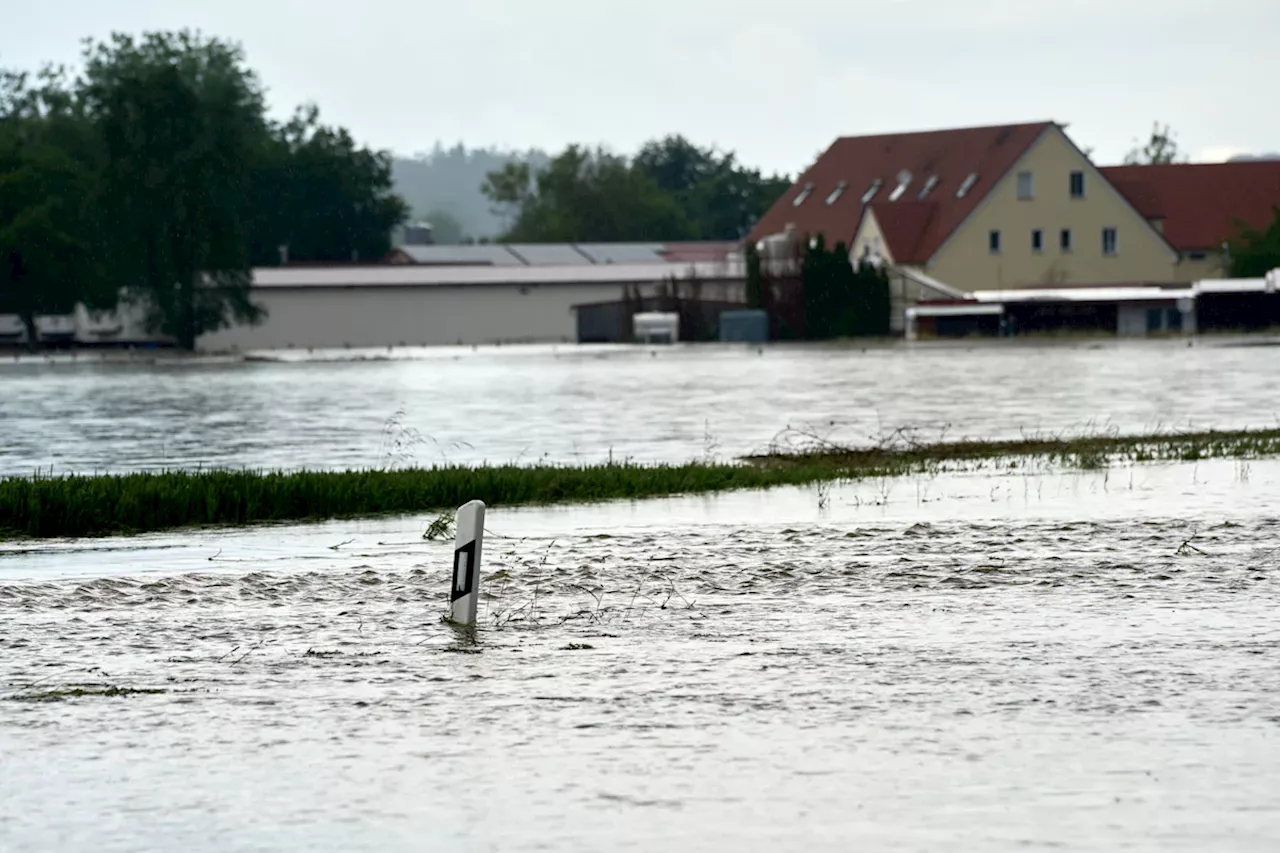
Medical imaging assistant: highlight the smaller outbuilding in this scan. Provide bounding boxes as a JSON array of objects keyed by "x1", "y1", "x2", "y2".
[{"x1": 905, "y1": 271, "x2": 1280, "y2": 339}]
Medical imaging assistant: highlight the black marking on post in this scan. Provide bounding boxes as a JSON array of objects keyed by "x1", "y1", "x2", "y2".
[{"x1": 451, "y1": 540, "x2": 477, "y2": 603}]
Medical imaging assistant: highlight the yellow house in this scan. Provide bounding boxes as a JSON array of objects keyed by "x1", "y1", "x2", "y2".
[
  {"x1": 1100, "y1": 160, "x2": 1280, "y2": 282},
  {"x1": 749, "y1": 122, "x2": 1185, "y2": 292}
]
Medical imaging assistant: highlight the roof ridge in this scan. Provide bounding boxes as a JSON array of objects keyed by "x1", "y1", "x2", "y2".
[
  {"x1": 1101, "y1": 160, "x2": 1280, "y2": 171},
  {"x1": 834, "y1": 120, "x2": 1055, "y2": 143}
]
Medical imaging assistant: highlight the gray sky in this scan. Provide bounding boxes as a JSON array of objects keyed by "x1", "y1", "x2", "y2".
[{"x1": 4, "y1": 0, "x2": 1276, "y2": 175}]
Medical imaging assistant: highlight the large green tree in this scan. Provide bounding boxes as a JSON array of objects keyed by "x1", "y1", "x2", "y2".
[
  {"x1": 483, "y1": 137, "x2": 790, "y2": 243},
  {"x1": 250, "y1": 105, "x2": 408, "y2": 265},
  {"x1": 1228, "y1": 207, "x2": 1280, "y2": 278},
  {"x1": 633, "y1": 135, "x2": 791, "y2": 239},
  {"x1": 0, "y1": 68, "x2": 113, "y2": 349},
  {"x1": 77, "y1": 31, "x2": 266, "y2": 349},
  {"x1": 483, "y1": 145, "x2": 693, "y2": 242}
]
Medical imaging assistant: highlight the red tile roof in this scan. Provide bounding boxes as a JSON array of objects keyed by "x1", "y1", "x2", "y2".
[
  {"x1": 858, "y1": 202, "x2": 938, "y2": 264},
  {"x1": 1101, "y1": 161, "x2": 1280, "y2": 251},
  {"x1": 748, "y1": 122, "x2": 1054, "y2": 263}
]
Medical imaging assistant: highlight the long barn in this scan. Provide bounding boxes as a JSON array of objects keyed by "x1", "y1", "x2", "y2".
[{"x1": 195, "y1": 261, "x2": 743, "y2": 353}]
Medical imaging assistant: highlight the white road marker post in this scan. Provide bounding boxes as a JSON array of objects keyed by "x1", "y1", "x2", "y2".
[{"x1": 449, "y1": 500, "x2": 486, "y2": 626}]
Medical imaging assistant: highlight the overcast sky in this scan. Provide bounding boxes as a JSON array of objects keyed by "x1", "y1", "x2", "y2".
[{"x1": 3, "y1": 0, "x2": 1276, "y2": 175}]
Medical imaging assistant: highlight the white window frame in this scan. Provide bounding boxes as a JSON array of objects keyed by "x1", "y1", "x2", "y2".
[{"x1": 1017, "y1": 171, "x2": 1034, "y2": 200}]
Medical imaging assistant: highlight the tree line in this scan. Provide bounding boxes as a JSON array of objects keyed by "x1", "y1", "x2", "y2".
[
  {"x1": 481, "y1": 136, "x2": 792, "y2": 243},
  {"x1": 0, "y1": 31, "x2": 408, "y2": 349}
]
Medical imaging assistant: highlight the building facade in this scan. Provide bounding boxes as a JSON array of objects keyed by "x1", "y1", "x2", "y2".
[
  {"x1": 1100, "y1": 160, "x2": 1280, "y2": 281},
  {"x1": 195, "y1": 263, "x2": 742, "y2": 353},
  {"x1": 750, "y1": 122, "x2": 1280, "y2": 294}
]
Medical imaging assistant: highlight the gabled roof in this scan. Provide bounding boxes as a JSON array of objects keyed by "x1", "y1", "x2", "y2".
[
  {"x1": 1101, "y1": 161, "x2": 1280, "y2": 251},
  {"x1": 748, "y1": 121, "x2": 1055, "y2": 261},
  {"x1": 858, "y1": 202, "x2": 939, "y2": 265}
]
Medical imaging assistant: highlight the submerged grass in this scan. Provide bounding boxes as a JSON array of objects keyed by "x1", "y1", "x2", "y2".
[
  {"x1": 5, "y1": 685, "x2": 166, "y2": 702},
  {"x1": 2, "y1": 426, "x2": 1280, "y2": 540},
  {"x1": 747, "y1": 426, "x2": 1280, "y2": 470}
]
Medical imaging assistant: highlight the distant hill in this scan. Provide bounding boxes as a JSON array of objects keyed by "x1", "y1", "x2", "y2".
[
  {"x1": 391, "y1": 143, "x2": 550, "y2": 243},
  {"x1": 1228, "y1": 153, "x2": 1280, "y2": 162}
]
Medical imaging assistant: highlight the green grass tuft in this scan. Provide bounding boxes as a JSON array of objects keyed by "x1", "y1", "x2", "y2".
[{"x1": 3, "y1": 427, "x2": 1280, "y2": 540}]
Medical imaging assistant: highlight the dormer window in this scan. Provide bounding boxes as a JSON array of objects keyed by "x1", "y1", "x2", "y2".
[
  {"x1": 792, "y1": 183, "x2": 813, "y2": 206},
  {"x1": 918, "y1": 175, "x2": 939, "y2": 199},
  {"x1": 861, "y1": 179, "x2": 883, "y2": 204},
  {"x1": 956, "y1": 173, "x2": 979, "y2": 198},
  {"x1": 825, "y1": 181, "x2": 847, "y2": 205},
  {"x1": 889, "y1": 169, "x2": 913, "y2": 202}
]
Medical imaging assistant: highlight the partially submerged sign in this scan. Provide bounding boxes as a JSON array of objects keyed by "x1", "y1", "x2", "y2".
[{"x1": 449, "y1": 500, "x2": 486, "y2": 626}]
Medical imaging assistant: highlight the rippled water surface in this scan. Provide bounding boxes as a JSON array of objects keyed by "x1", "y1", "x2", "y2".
[
  {"x1": 4, "y1": 460, "x2": 1280, "y2": 851},
  {"x1": 4, "y1": 337, "x2": 1280, "y2": 475}
]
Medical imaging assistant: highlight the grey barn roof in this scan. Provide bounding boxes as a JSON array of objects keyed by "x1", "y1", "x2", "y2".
[
  {"x1": 393, "y1": 245, "x2": 526, "y2": 265},
  {"x1": 392, "y1": 241, "x2": 727, "y2": 267},
  {"x1": 253, "y1": 262, "x2": 734, "y2": 289}
]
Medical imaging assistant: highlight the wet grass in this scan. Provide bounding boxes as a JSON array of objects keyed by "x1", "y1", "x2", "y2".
[
  {"x1": 747, "y1": 426, "x2": 1280, "y2": 471},
  {"x1": 2, "y1": 426, "x2": 1280, "y2": 540}
]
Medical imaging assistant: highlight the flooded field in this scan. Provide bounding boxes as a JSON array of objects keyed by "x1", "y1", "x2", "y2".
[
  {"x1": 3, "y1": 459, "x2": 1280, "y2": 851},
  {"x1": 3, "y1": 337, "x2": 1280, "y2": 476}
]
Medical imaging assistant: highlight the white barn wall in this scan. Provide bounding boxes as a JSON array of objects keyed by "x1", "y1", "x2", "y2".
[
  {"x1": 197, "y1": 282, "x2": 620, "y2": 351},
  {"x1": 197, "y1": 278, "x2": 743, "y2": 352}
]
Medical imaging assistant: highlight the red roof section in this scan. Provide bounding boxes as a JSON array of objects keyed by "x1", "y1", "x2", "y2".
[
  {"x1": 860, "y1": 202, "x2": 939, "y2": 264},
  {"x1": 1101, "y1": 161, "x2": 1280, "y2": 250},
  {"x1": 748, "y1": 121, "x2": 1054, "y2": 262},
  {"x1": 660, "y1": 241, "x2": 739, "y2": 263}
]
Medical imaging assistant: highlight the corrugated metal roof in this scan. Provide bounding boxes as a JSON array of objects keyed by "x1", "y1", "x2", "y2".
[
  {"x1": 395, "y1": 245, "x2": 524, "y2": 265},
  {"x1": 576, "y1": 243, "x2": 666, "y2": 264},
  {"x1": 252, "y1": 262, "x2": 730, "y2": 289},
  {"x1": 970, "y1": 286, "x2": 1191, "y2": 303},
  {"x1": 390, "y1": 242, "x2": 736, "y2": 267},
  {"x1": 1193, "y1": 277, "x2": 1269, "y2": 294},
  {"x1": 504, "y1": 244, "x2": 593, "y2": 265},
  {"x1": 906, "y1": 304, "x2": 1004, "y2": 317}
]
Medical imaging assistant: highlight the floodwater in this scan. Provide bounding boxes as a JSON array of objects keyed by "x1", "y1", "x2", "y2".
[
  {"x1": 3, "y1": 459, "x2": 1280, "y2": 851},
  {"x1": 3, "y1": 337, "x2": 1280, "y2": 475}
]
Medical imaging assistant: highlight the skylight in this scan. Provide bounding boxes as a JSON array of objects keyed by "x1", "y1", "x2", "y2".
[
  {"x1": 918, "y1": 175, "x2": 939, "y2": 199},
  {"x1": 825, "y1": 181, "x2": 847, "y2": 205},
  {"x1": 956, "y1": 173, "x2": 979, "y2": 199},
  {"x1": 861, "y1": 179, "x2": 883, "y2": 204},
  {"x1": 888, "y1": 169, "x2": 912, "y2": 202},
  {"x1": 793, "y1": 183, "x2": 813, "y2": 207}
]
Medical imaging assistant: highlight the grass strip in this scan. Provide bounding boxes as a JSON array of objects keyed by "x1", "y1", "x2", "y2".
[{"x1": 2, "y1": 427, "x2": 1279, "y2": 540}]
